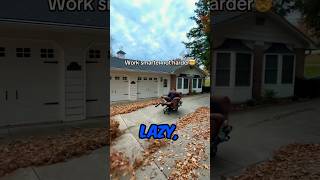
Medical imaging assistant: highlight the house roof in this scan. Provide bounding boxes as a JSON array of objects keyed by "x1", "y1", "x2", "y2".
[
  {"x1": 265, "y1": 43, "x2": 294, "y2": 53},
  {"x1": 0, "y1": 0, "x2": 108, "y2": 29},
  {"x1": 111, "y1": 57, "x2": 183, "y2": 74},
  {"x1": 214, "y1": 39, "x2": 252, "y2": 51},
  {"x1": 111, "y1": 57, "x2": 207, "y2": 77},
  {"x1": 211, "y1": 11, "x2": 317, "y2": 49}
]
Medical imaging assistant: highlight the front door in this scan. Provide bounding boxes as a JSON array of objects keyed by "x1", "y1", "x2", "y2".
[{"x1": 163, "y1": 78, "x2": 169, "y2": 95}]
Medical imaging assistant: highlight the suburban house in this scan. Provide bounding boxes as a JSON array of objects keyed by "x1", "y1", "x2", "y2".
[
  {"x1": 211, "y1": 11, "x2": 317, "y2": 103},
  {"x1": 0, "y1": 1, "x2": 108, "y2": 126},
  {"x1": 110, "y1": 51, "x2": 207, "y2": 102}
]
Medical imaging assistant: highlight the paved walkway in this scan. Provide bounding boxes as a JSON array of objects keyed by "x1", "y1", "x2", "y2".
[{"x1": 213, "y1": 98, "x2": 320, "y2": 179}]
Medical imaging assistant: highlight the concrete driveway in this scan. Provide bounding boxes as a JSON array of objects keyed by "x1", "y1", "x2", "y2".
[{"x1": 213, "y1": 98, "x2": 320, "y2": 179}]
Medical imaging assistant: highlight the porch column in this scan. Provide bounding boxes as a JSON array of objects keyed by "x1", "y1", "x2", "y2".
[
  {"x1": 294, "y1": 48, "x2": 306, "y2": 79},
  {"x1": 170, "y1": 75, "x2": 177, "y2": 89},
  {"x1": 252, "y1": 44, "x2": 264, "y2": 99}
]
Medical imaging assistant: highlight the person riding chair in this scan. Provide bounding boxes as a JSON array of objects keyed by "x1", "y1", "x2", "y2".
[
  {"x1": 211, "y1": 96, "x2": 233, "y2": 159},
  {"x1": 156, "y1": 88, "x2": 182, "y2": 113}
]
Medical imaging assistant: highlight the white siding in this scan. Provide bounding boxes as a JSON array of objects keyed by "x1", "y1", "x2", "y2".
[{"x1": 110, "y1": 70, "x2": 171, "y2": 101}]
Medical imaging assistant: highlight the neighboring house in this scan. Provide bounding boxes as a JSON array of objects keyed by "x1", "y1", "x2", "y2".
[
  {"x1": 110, "y1": 51, "x2": 206, "y2": 102},
  {"x1": 211, "y1": 11, "x2": 317, "y2": 103},
  {"x1": 0, "y1": 1, "x2": 108, "y2": 126}
]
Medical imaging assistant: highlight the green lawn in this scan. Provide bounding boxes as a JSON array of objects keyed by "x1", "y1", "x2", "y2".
[{"x1": 305, "y1": 54, "x2": 320, "y2": 78}]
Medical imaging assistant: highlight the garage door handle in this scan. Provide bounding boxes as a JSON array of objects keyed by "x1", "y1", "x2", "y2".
[{"x1": 5, "y1": 90, "x2": 8, "y2": 101}]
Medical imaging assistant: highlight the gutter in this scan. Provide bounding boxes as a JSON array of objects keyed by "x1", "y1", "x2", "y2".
[{"x1": 110, "y1": 67, "x2": 172, "y2": 75}]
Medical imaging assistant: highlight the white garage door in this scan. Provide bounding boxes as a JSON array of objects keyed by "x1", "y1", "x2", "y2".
[
  {"x1": 86, "y1": 47, "x2": 107, "y2": 118},
  {"x1": 0, "y1": 39, "x2": 62, "y2": 126},
  {"x1": 137, "y1": 77, "x2": 158, "y2": 99},
  {"x1": 110, "y1": 75, "x2": 129, "y2": 101}
]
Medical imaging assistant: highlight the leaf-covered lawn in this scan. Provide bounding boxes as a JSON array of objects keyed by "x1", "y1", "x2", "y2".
[
  {"x1": 230, "y1": 144, "x2": 320, "y2": 180},
  {"x1": 0, "y1": 128, "x2": 108, "y2": 177}
]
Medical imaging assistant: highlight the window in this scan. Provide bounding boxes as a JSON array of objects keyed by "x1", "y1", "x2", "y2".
[
  {"x1": 123, "y1": 77, "x2": 127, "y2": 81},
  {"x1": 163, "y1": 79, "x2": 168, "y2": 87},
  {"x1": 40, "y1": 49, "x2": 54, "y2": 58},
  {"x1": 89, "y1": 49, "x2": 101, "y2": 58},
  {"x1": 115, "y1": 76, "x2": 120, "y2": 80},
  {"x1": 193, "y1": 79, "x2": 197, "y2": 89},
  {"x1": 183, "y1": 78, "x2": 189, "y2": 89},
  {"x1": 16, "y1": 48, "x2": 31, "y2": 58},
  {"x1": 0, "y1": 47, "x2": 5, "y2": 57},
  {"x1": 154, "y1": 78, "x2": 157, "y2": 81},
  {"x1": 149, "y1": 77, "x2": 153, "y2": 80},
  {"x1": 138, "y1": 77, "x2": 142, "y2": 80},
  {"x1": 235, "y1": 53, "x2": 252, "y2": 86},
  {"x1": 265, "y1": 55, "x2": 278, "y2": 84},
  {"x1": 177, "y1": 78, "x2": 183, "y2": 89},
  {"x1": 198, "y1": 79, "x2": 202, "y2": 88},
  {"x1": 216, "y1": 53, "x2": 231, "y2": 86},
  {"x1": 144, "y1": 77, "x2": 147, "y2": 80},
  {"x1": 282, "y1": 55, "x2": 294, "y2": 84}
]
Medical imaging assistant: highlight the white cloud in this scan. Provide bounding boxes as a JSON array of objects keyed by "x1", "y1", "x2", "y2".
[{"x1": 111, "y1": 0, "x2": 196, "y2": 60}]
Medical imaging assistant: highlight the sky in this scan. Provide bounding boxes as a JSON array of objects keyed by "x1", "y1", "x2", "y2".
[{"x1": 110, "y1": 0, "x2": 197, "y2": 60}]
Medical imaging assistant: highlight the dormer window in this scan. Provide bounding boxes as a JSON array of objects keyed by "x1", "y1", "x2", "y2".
[{"x1": 89, "y1": 49, "x2": 101, "y2": 58}]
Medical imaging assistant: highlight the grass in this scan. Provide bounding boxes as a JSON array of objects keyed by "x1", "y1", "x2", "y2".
[{"x1": 305, "y1": 54, "x2": 320, "y2": 78}]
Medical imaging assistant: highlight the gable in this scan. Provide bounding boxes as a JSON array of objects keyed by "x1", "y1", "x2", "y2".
[
  {"x1": 175, "y1": 66, "x2": 206, "y2": 77},
  {"x1": 213, "y1": 12, "x2": 314, "y2": 49}
]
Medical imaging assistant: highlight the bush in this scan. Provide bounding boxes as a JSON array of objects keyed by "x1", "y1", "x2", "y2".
[{"x1": 264, "y1": 89, "x2": 277, "y2": 99}]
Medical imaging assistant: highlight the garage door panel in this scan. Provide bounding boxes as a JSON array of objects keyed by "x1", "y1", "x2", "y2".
[
  {"x1": 4, "y1": 40, "x2": 62, "y2": 125},
  {"x1": 110, "y1": 76, "x2": 129, "y2": 102},
  {"x1": 86, "y1": 56, "x2": 107, "y2": 117},
  {"x1": 137, "y1": 78, "x2": 158, "y2": 99}
]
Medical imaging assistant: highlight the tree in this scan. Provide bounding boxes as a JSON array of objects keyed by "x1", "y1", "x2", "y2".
[
  {"x1": 183, "y1": 0, "x2": 211, "y2": 70},
  {"x1": 274, "y1": 0, "x2": 320, "y2": 39}
]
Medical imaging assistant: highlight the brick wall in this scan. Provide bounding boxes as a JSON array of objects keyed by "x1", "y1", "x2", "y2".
[
  {"x1": 294, "y1": 48, "x2": 306, "y2": 79},
  {"x1": 170, "y1": 75, "x2": 176, "y2": 90},
  {"x1": 252, "y1": 45, "x2": 264, "y2": 99}
]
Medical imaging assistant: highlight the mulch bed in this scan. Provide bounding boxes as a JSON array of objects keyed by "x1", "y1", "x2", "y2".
[{"x1": 230, "y1": 144, "x2": 320, "y2": 180}]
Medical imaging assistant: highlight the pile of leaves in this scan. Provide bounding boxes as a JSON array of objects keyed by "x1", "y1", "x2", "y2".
[
  {"x1": 131, "y1": 139, "x2": 169, "y2": 171},
  {"x1": 230, "y1": 144, "x2": 320, "y2": 180},
  {"x1": 176, "y1": 107, "x2": 209, "y2": 130},
  {"x1": 169, "y1": 107, "x2": 210, "y2": 180},
  {"x1": 110, "y1": 139, "x2": 168, "y2": 179},
  {"x1": 110, "y1": 151, "x2": 135, "y2": 179},
  {"x1": 110, "y1": 98, "x2": 161, "y2": 116},
  {"x1": 109, "y1": 119, "x2": 122, "y2": 143},
  {"x1": 0, "y1": 128, "x2": 107, "y2": 177},
  {"x1": 169, "y1": 142, "x2": 208, "y2": 180}
]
